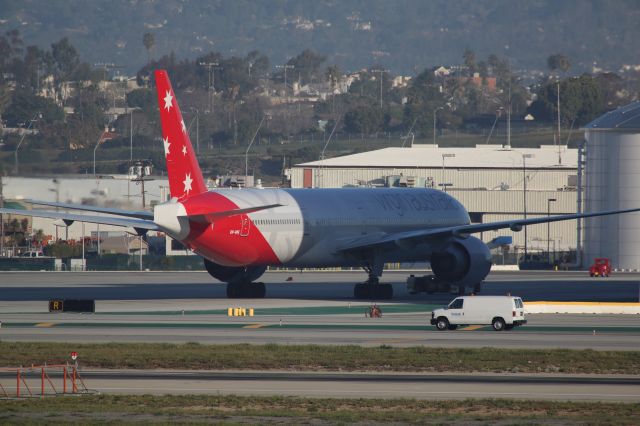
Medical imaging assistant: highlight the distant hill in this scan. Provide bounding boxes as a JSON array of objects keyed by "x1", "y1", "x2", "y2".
[{"x1": 2, "y1": 0, "x2": 640, "y2": 75}]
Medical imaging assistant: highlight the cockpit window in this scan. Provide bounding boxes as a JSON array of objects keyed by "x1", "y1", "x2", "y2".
[{"x1": 449, "y1": 298, "x2": 464, "y2": 309}]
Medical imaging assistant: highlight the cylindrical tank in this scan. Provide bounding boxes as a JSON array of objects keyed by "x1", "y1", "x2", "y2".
[{"x1": 583, "y1": 101, "x2": 640, "y2": 270}]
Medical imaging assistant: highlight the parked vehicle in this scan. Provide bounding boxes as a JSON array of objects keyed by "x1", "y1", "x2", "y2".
[
  {"x1": 430, "y1": 295, "x2": 526, "y2": 331},
  {"x1": 18, "y1": 250, "x2": 46, "y2": 258},
  {"x1": 589, "y1": 258, "x2": 611, "y2": 277}
]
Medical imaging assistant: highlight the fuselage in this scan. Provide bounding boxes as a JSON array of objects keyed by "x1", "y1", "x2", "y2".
[{"x1": 155, "y1": 187, "x2": 470, "y2": 268}]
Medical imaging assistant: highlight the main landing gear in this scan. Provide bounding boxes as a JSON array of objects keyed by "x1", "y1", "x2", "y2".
[
  {"x1": 353, "y1": 264, "x2": 394, "y2": 300},
  {"x1": 226, "y1": 281, "x2": 266, "y2": 298}
]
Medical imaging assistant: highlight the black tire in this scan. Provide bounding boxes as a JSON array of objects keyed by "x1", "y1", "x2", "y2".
[
  {"x1": 226, "y1": 283, "x2": 240, "y2": 298},
  {"x1": 492, "y1": 317, "x2": 506, "y2": 331},
  {"x1": 381, "y1": 284, "x2": 393, "y2": 300},
  {"x1": 447, "y1": 324, "x2": 458, "y2": 330},
  {"x1": 251, "y1": 282, "x2": 266, "y2": 298},
  {"x1": 354, "y1": 283, "x2": 366, "y2": 299},
  {"x1": 435, "y1": 317, "x2": 449, "y2": 331}
]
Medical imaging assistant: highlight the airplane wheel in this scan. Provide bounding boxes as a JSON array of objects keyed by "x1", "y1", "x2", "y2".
[
  {"x1": 252, "y1": 282, "x2": 266, "y2": 298},
  {"x1": 380, "y1": 284, "x2": 393, "y2": 300},
  {"x1": 227, "y1": 283, "x2": 241, "y2": 298},
  {"x1": 354, "y1": 283, "x2": 368, "y2": 299}
]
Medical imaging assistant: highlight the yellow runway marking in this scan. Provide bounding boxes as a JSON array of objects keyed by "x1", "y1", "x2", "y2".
[
  {"x1": 371, "y1": 338, "x2": 422, "y2": 344},
  {"x1": 35, "y1": 323, "x2": 56, "y2": 328},
  {"x1": 460, "y1": 325, "x2": 485, "y2": 331},
  {"x1": 243, "y1": 324, "x2": 265, "y2": 329}
]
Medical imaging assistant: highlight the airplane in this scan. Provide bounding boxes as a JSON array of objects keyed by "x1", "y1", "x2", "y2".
[{"x1": 3, "y1": 69, "x2": 640, "y2": 299}]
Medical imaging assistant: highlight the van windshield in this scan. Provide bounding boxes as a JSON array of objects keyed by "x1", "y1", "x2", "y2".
[{"x1": 449, "y1": 299, "x2": 464, "y2": 309}]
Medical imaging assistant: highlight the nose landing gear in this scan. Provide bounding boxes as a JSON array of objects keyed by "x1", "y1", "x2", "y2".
[{"x1": 226, "y1": 281, "x2": 266, "y2": 298}]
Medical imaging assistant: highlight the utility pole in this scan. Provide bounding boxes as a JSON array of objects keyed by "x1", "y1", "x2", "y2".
[
  {"x1": 199, "y1": 61, "x2": 220, "y2": 114},
  {"x1": 522, "y1": 153, "x2": 535, "y2": 257},
  {"x1": 547, "y1": 198, "x2": 557, "y2": 264},
  {"x1": 557, "y1": 81, "x2": 561, "y2": 146},
  {"x1": 371, "y1": 69, "x2": 389, "y2": 109},
  {"x1": 276, "y1": 64, "x2": 294, "y2": 96},
  {"x1": 433, "y1": 106, "x2": 444, "y2": 145},
  {"x1": 0, "y1": 174, "x2": 4, "y2": 257}
]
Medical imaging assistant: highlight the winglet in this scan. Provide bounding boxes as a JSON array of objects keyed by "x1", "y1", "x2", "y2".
[{"x1": 154, "y1": 70, "x2": 207, "y2": 200}]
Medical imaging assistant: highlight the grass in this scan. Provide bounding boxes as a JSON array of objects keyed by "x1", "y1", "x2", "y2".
[
  {"x1": 1, "y1": 342, "x2": 639, "y2": 374},
  {"x1": 0, "y1": 395, "x2": 638, "y2": 424}
]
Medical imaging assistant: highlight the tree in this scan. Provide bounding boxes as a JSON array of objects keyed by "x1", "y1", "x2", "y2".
[
  {"x1": 527, "y1": 75, "x2": 603, "y2": 127},
  {"x1": 463, "y1": 48, "x2": 477, "y2": 75},
  {"x1": 324, "y1": 65, "x2": 342, "y2": 90},
  {"x1": 3, "y1": 89, "x2": 64, "y2": 127},
  {"x1": 285, "y1": 49, "x2": 326, "y2": 84},
  {"x1": 51, "y1": 37, "x2": 80, "y2": 80},
  {"x1": 344, "y1": 106, "x2": 383, "y2": 134},
  {"x1": 547, "y1": 54, "x2": 571, "y2": 74},
  {"x1": 143, "y1": 32, "x2": 155, "y2": 64}
]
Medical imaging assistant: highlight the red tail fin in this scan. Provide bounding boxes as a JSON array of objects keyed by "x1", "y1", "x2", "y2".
[{"x1": 154, "y1": 70, "x2": 207, "y2": 200}]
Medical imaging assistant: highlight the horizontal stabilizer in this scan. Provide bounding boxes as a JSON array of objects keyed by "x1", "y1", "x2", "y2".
[
  {"x1": 0, "y1": 208, "x2": 159, "y2": 232},
  {"x1": 25, "y1": 199, "x2": 153, "y2": 219},
  {"x1": 181, "y1": 203, "x2": 283, "y2": 224}
]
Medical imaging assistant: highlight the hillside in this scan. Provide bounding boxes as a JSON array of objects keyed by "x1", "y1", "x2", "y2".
[{"x1": 2, "y1": 0, "x2": 639, "y2": 75}]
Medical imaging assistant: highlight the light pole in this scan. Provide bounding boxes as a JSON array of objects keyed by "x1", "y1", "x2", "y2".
[
  {"x1": 441, "y1": 153, "x2": 455, "y2": 192},
  {"x1": 276, "y1": 64, "x2": 294, "y2": 96},
  {"x1": 547, "y1": 198, "x2": 557, "y2": 264},
  {"x1": 14, "y1": 112, "x2": 41, "y2": 175},
  {"x1": 433, "y1": 106, "x2": 444, "y2": 145},
  {"x1": 245, "y1": 115, "x2": 266, "y2": 186},
  {"x1": 49, "y1": 179, "x2": 60, "y2": 241},
  {"x1": 93, "y1": 128, "x2": 108, "y2": 176},
  {"x1": 372, "y1": 69, "x2": 389, "y2": 109},
  {"x1": 522, "y1": 153, "x2": 535, "y2": 257},
  {"x1": 199, "y1": 61, "x2": 220, "y2": 114}
]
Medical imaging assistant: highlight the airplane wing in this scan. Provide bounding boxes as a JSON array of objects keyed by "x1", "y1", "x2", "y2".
[
  {"x1": 181, "y1": 203, "x2": 283, "y2": 224},
  {"x1": 336, "y1": 207, "x2": 640, "y2": 252},
  {"x1": 0, "y1": 208, "x2": 159, "y2": 234},
  {"x1": 25, "y1": 200, "x2": 153, "y2": 219}
]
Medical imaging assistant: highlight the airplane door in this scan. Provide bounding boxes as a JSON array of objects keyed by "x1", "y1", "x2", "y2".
[{"x1": 240, "y1": 214, "x2": 251, "y2": 237}]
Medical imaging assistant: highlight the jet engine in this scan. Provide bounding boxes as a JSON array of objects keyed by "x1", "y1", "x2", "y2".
[
  {"x1": 203, "y1": 259, "x2": 266, "y2": 284},
  {"x1": 430, "y1": 236, "x2": 492, "y2": 287}
]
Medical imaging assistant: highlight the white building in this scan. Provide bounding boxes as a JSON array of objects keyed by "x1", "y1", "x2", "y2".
[
  {"x1": 288, "y1": 144, "x2": 579, "y2": 255},
  {"x1": 583, "y1": 101, "x2": 640, "y2": 270}
]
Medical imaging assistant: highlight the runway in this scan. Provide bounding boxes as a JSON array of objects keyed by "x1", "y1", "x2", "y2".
[
  {"x1": 0, "y1": 270, "x2": 639, "y2": 350},
  {"x1": 64, "y1": 370, "x2": 640, "y2": 402}
]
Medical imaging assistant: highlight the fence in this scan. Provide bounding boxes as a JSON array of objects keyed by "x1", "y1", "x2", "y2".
[{"x1": 0, "y1": 364, "x2": 92, "y2": 398}]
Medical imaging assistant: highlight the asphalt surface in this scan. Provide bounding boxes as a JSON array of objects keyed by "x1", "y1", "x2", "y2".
[
  {"x1": 6, "y1": 370, "x2": 639, "y2": 401},
  {"x1": 0, "y1": 269, "x2": 639, "y2": 302},
  {"x1": 1, "y1": 270, "x2": 639, "y2": 401},
  {"x1": 0, "y1": 270, "x2": 638, "y2": 350}
]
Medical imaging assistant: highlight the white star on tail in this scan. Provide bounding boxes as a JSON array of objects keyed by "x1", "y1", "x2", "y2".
[
  {"x1": 183, "y1": 173, "x2": 193, "y2": 195},
  {"x1": 181, "y1": 119, "x2": 186, "y2": 133},
  {"x1": 182, "y1": 145, "x2": 187, "y2": 156},
  {"x1": 163, "y1": 90, "x2": 173, "y2": 111},
  {"x1": 163, "y1": 137, "x2": 170, "y2": 157}
]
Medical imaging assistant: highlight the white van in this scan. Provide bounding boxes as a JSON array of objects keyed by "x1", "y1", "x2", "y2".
[
  {"x1": 19, "y1": 250, "x2": 46, "y2": 258},
  {"x1": 430, "y1": 296, "x2": 526, "y2": 331}
]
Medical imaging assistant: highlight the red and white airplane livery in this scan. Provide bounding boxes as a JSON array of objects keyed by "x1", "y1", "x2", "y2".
[{"x1": 5, "y1": 70, "x2": 640, "y2": 299}]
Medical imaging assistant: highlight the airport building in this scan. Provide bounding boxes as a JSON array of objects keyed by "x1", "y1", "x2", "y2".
[
  {"x1": 583, "y1": 101, "x2": 640, "y2": 270},
  {"x1": 288, "y1": 144, "x2": 579, "y2": 259}
]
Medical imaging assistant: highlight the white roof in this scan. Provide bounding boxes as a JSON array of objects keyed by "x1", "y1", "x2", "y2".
[{"x1": 298, "y1": 144, "x2": 577, "y2": 169}]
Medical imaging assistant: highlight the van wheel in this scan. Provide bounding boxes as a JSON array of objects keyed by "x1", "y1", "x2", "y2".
[
  {"x1": 492, "y1": 317, "x2": 505, "y2": 331},
  {"x1": 447, "y1": 324, "x2": 458, "y2": 330},
  {"x1": 435, "y1": 317, "x2": 449, "y2": 331}
]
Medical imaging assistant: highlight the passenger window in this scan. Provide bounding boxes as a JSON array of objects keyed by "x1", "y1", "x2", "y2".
[{"x1": 449, "y1": 299, "x2": 464, "y2": 309}]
